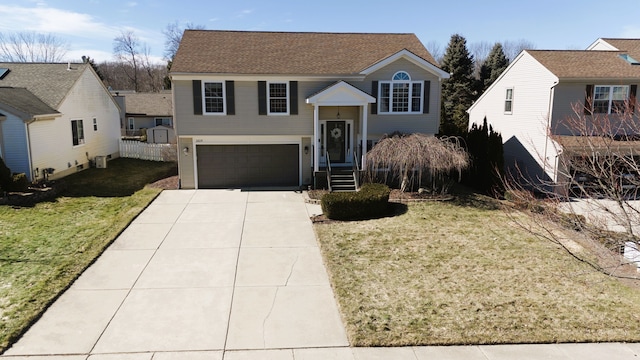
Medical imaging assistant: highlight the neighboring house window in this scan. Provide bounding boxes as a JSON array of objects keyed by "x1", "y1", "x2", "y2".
[
  {"x1": 155, "y1": 117, "x2": 171, "y2": 126},
  {"x1": 268, "y1": 82, "x2": 289, "y2": 115},
  {"x1": 71, "y1": 120, "x2": 85, "y2": 146},
  {"x1": 504, "y1": 88, "x2": 513, "y2": 113},
  {"x1": 93, "y1": 118, "x2": 97, "y2": 131},
  {"x1": 128, "y1": 118, "x2": 135, "y2": 130},
  {"x1": 203, "y1": 81, "x2": 225, "y2": 114},
  {"x1": 593, "y1": 85, "x2": 629, "y2": 114},
  {"x1": 378, "y1": 71, "x2": 423, "y2": 114}
]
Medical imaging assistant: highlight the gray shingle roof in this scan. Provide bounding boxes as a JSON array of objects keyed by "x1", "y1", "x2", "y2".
[
  {"x1": 0, "y1": 62, "x2": 89, "y2": 109},
  {"x1": 0, "y1": 87, "x2": 59, "y2": 117},
  {"x1": 123, "y1": 91, "x2": 173, "y2": 116},
  {"x1": 171, "y1": 30, "x2": 438, "y2": 75}
]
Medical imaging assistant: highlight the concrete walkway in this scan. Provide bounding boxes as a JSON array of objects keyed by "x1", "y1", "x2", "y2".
[{"x1": 2, "y1": 190, "x2": 640, "y2": 359}]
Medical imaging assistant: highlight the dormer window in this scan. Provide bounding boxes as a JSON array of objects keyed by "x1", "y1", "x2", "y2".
[{"x1": 378, "y1": 71, "x2": 424, "y2": 114}]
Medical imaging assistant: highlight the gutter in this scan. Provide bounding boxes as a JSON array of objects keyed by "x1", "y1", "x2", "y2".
[{"x1": 543, "y1": 80, "x2": 559, "y2": 184}]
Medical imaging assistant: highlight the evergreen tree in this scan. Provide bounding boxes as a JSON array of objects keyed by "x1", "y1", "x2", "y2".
[
  {"x1": 463, "y1": 117, "x2": 504, "y2": 194},
  {"x1": 478, "y1": 43, "x2": 508, "y2": 93},
  {"x1": 440, "y1": 34, "x2": 475, "y2": 136}
]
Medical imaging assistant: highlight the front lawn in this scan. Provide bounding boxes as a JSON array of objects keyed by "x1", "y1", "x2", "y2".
[
  {"x1": 314, "y1": 195, "x2": 640, "y2": 346},
  {"x1": 0, "y1": 158, "x2": 176, "y2": 352}
]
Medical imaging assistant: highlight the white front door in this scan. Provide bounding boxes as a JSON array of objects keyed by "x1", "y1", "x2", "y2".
[{"x1": 320, "y1": 120, "x2": 353, "y2": 166}]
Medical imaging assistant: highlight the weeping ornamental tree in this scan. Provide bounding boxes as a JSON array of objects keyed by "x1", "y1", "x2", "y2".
[{"x1": 365, "y1": 133, "x2": 469, "y2": 193}]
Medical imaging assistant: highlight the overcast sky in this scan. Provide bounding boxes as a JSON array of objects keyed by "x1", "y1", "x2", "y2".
[{"x1": 1, "y1": 0, "x2": 639, "y2": 63}]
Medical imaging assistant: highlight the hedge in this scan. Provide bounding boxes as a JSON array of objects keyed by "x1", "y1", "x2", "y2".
[{"x1": 321, "y1": 183, "x2": 391, "y2": 220}]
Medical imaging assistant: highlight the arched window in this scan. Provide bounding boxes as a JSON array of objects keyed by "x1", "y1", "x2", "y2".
[
  {"x1": 392, "y1": 71, "x2": 411, "y2": 81},
  {"x1": 379, "y1": 71, "x2": 424, "y2": 113}
]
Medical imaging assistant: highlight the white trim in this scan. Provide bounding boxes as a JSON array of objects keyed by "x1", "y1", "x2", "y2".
[
  {"x1": 171, "y1": 73, "x2": 365, "y2": 82},
  {"x1": 202, "y1": 81, "x2": 227, "y2": 115},
  {"x1": 306, "y1": 81, "x2": 375, "y2": 105},
  {"x1": 71, "y1": 119, "x2": 85, "y2": 147},
  {"x1": 319, "y1": 119, "x2": 354, "y2": 166},
  {"x1": 504, "y1": 87, "x2": 514, "y2": 114},
  {"x1": 360, "y1": 49, "x2": 450, "y2": 79},
  {"x1": 378, "y1": 79, "x2": 424, "y2": 114},
  {"x1": 586, "y1": 38, "x2": 619, "y2": 51},
  {"x1": 267, "y1": 81, "x2": 290, "y2": 116}
]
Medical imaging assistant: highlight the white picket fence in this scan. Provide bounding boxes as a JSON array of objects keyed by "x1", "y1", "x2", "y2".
[{"x1": 119, "y1": 140, "x2": 177, "y2": 162}]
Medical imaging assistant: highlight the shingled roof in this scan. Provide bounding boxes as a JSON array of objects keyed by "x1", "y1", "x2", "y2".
[
  {"x1": 0, "y1": 87, "x2": 59, "y2": 118},
  {"x1": 600, "y1": 38, "x2": 640, "y2": 59},
  {"x1": 0, "y1": 62, "x2": 89, "y2": 109},
  {"x1": 171, "y1": 30, "x2": 438, "y2": 75},
  {"x1": 123, "y1": 91, "x2": 173, "y2": 117},
  {"x1": 527, "y1": 48, "x2": 640, "y2": 79}
]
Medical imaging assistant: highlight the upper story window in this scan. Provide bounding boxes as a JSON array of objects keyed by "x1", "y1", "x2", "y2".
[
  {"x1": 268, "y1": 82, "x2": 289, "y2": 115},
  {"x1": 203, "y1": 81, "x2": 225, "y2": 114},
  {"x1": 71, "y1": 119, "x2": 85, "y2": 146},
  {"x1": 379, "y1": 71, "x2": 423, "y2": 114},
  {"x1": 504, "y1": 88, "x2": 513, "y2": 113},
  {"x1": 593, "y1": 85, "x2": 629, "y2": 114}
]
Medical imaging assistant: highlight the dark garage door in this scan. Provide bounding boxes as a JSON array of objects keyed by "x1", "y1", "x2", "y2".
[{"x1": 197, "y1": 144, "x2": 299, "y2": 188}]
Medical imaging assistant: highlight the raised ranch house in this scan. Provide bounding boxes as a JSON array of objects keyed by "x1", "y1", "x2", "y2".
[
  {"x1": 170, "y1": 30, "x2": 449, "y2": 189},
  {"x1": 467, "y1": 38, "x2": 640, "y2": 191},
  {"x1": 113, "y1": 90, "x2": 175, "y2": 143},
  {"x1": 0, "y1": 62, "x2": 121, "y2": 181}
]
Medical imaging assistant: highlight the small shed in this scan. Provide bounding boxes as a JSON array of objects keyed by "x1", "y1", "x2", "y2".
[{"x1": 147, "y1": 125, "x2": 176, "y2": 144}]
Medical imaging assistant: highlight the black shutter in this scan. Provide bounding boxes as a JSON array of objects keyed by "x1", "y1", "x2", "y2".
[
  {"x1": 371, "y1": 81, "x2": 378, "y2": 115},
  {"x1": 225, "y1": 81, "x2": 235, "y2": 115},
  {"x1": 193, "y1": 80, "x2": 202, "y2": 115},
  {"x1": 289, "y1": 81, "x2": 298, "y2": 115},
  {"x1": 423, "y1": 80, "x2": 431, "y2": 114},
  {"x1": 630, "y1": 84, "x2": 637, "y2": 112},
  {"x1": 584, "y1": 84, "x2": 593, "y2": 115},
  {"x1": 258, "y1": 81, "x2": 267, "y2": 115}
]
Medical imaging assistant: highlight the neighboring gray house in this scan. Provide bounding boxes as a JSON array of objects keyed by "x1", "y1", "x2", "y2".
[
  {"x1": 170, "y1": 30, "x2": 449, "y2": 189},
  {"x1": 0, "y1": 62, "x2": 121, "y2": 181},
  {"x1": 113, "y1": 91, "x2": 174, "y2": 142},
  {"x1": 468, "y1": 38, "x2": 640, "y2": 190}
]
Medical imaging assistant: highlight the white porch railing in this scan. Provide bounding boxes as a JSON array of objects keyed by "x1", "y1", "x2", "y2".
[{"x1": 119, "y1": 140, "x2": 177, "y2": 162}]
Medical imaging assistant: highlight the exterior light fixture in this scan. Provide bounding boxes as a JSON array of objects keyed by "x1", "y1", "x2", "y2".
[{"x1": 183, "y1": 146, "x2": 189, "y2": 155}]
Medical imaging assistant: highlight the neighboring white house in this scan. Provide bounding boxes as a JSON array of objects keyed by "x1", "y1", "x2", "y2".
[
  {"x1": 0, "y1": 62, "x2": 121, "y2": 181},
  {"x1": 468, "y1": 38, "x2": 640, "y2": 190}
]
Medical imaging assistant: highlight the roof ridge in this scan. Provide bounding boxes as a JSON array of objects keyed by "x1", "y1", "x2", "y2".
[{"x1": 183, "y1": 29, "x2": 416, "y2": 36}]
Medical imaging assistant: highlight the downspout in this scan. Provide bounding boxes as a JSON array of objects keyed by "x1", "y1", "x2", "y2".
[
  {"x1": 542, "y1": 81, "x2": 559, "y2": 185},
  {"x1": 25, "y1": 118, "x2": 36, "y2": 182}
]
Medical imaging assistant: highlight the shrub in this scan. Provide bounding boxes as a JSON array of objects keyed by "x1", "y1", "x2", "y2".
[
  {"x1": 321, "y1": 183, "x2": 391, "y2": 220},
  {"x1": 8, "y1": 173, "x2": 29, "y2": 192}
]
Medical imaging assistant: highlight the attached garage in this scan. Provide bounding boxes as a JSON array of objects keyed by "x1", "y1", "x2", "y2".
[{"x1": 196, "y1": 144, "x2": 299, "y2": 188}]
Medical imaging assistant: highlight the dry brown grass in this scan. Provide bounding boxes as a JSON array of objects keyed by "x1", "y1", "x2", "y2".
[{"x1": 314, "y1": 196, "x2": 640, "y2": 346}]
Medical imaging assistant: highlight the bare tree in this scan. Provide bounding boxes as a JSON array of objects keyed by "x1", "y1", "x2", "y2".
[
  {"x1": 503, "y1": 99, "x2": 640, "y2": 281},
  {"x1": 365, "y1": 133, "x2": 469, "y2": 193},
  {"x1": 0, "y1": 31, "x2": 69, "y2": 62},
  {"x1": 113, "y1": 30, "x2": 142, "y2": 91},
  {"x1": 502, "y1": 39, "x2": 536, "y2": 62},
  {"x1": 163, "y1": 21, "x2": 205, "y2": 61},
  {"x1": 424, "y1": 40, "x2": 444, "y2": 65}
]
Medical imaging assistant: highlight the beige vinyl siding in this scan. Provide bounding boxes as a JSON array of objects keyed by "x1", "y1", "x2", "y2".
[
  {"x1": 362, "y1": 58, "x2": 442, "y2": 137},
  {"x1": 468, "y1": 52, "x2": 559, "y2": 182},
  {"x1": 178, "y1": 137, "x2": 195, "y2": 188},
  {"x1": 551, "y1": 81, "x2": 640, "y2": 135},
  {"x1": 175, "y1": 80, "x2": 333, "y2": 136}
]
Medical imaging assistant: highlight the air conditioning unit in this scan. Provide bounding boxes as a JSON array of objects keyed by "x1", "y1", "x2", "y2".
[{"x1": 95, "y1": 156, "x2": 107, "y2": 168}]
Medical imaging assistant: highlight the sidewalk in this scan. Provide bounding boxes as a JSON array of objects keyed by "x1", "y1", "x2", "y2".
[{"x1": 2, "y1": 190, "x2": 639, "y2": 359}]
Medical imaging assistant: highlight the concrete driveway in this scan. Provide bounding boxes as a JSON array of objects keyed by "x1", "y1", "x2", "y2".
[
  {"x1": 4, "y1": 190, "x2": 640, "y2": 359},
  {"x1": 2, "y1": 189, "x2": 349, "y2": 358}
]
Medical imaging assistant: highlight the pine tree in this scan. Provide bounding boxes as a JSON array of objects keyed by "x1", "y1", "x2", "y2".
[
  {"x1": 479, "y1": 43, "x2": 508, "y2": 93},
  {"x1": 440, "y1": 34, "x2": 475, "y2": 136}
]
